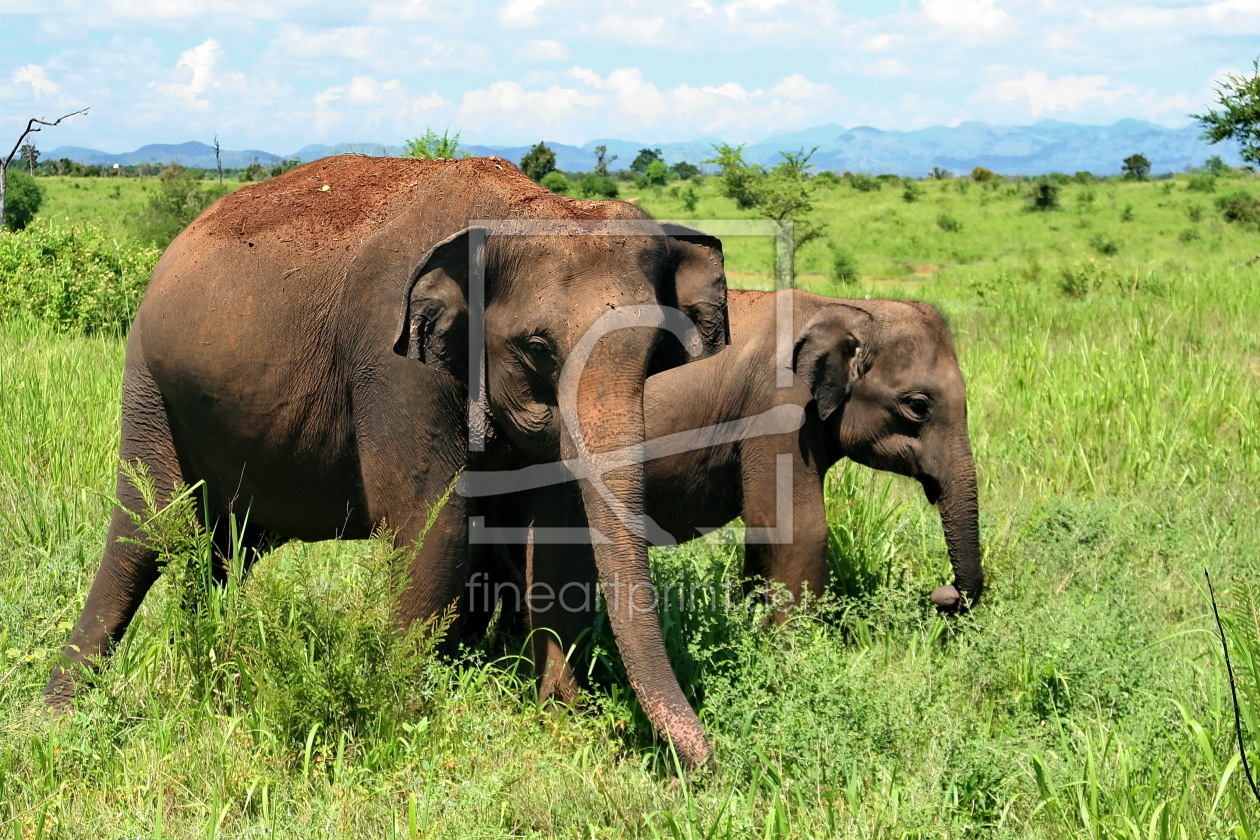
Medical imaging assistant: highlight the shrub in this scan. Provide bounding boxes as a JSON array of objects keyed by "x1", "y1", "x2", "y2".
[
  {"x1": 901, "y1": 181, "x2": 923, "y2": 203},
  {"x1": 575, "y1": 174, "x2": 619, "y2": 199},
  {"x1": 1120, "y1": 204, "x2": 1135, "y2": 222},
  {"x1": 680, "y1": 184, "x2": 699, "y2": 213},
  {"x1": 3, "y1": 168, "x2": 44, "y2": 231},
  {"x1": 519, "y1": 142, "x2": 557, "y2": 182},
  {"x1": 849, "y1": 173, "x2": 881, "y2": 192},
  {"x1": 936, "y1": 213, "x2": 963, "y2": 233},
  {"x1": 813, "y1": 170, "x2": 841, "y2": 186},
  {"x1": 139, "y1": 164, "x2": 225, "y2": 247},
  {"x1": 1026, "y1": 178, "x2": 1061, "y2": 211},
  {"x1": 669, "y1": 161, "x2": 700, "y2": 180},
  {"x1": 971, "y1": 167, "x2": 998, "y2": 183},
  {"x1": 0, "y1": 219, "x2": 160, "y2": 333},
  {"x1": 1074, "y1": 171, "x2": 1097, "y2": 184},
  {"x1": 540, "y1": 170, "x2": 569, "y2": 194},
  {"x1": 1216, "y1": 190, "x2": 1260, "y2": 224},
  {"x1": 827, "y1": 242, "x2": 859, "y2": 286},
  {"x1": 1187, "y1": 204, "x2": 1205, "y2": 223},
  {"x1": 637, "y1": 159, "x2": 669, "y2": 189},
  {"x1": 1179, "y1": 228, "x2": 1201, "y2": 243},
  {"x1": 1058, "y1": 258, "x2": 1116, "y2": 298},
  {"x1": 1089, "y1": 234, "x2": 1119, "y2": 256}
]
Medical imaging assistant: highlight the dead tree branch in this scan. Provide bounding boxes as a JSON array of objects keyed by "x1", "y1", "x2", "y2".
[{"x1": 3, "y1": 108, "x2": 90, "y2": 171}]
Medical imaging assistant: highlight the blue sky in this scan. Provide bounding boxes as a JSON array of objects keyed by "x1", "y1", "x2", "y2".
[{"x1": 2, "y1": 0, "x2": 1257, "y2": 154}]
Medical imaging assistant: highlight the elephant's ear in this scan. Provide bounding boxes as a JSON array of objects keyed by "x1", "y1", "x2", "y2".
[
  {"x1": 793, "y1": 303, "x2": 870, "y2": 421},
  {"x1": 393, "y1": 227, "x2": 487, "y2": 381},
  {"x1": 651, "y1": 223, "x2": 729, "y2": 374}
]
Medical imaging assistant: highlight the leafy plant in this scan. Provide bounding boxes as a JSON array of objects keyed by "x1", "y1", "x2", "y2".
[
  {"x1": 849, "y1": 172, "x2": 881, "y2": 193},
  {"x1": 0, "y1": 218, "x2": 159, "y2": 333},
  {"x1": 403, "y1": 127, "x2": 464, "y2": 159},
  {"x1": 540, "y1": 170, "x2": 569, "y2": 194},
  {"x1": 680, "y1": 184, "x2": 699, "y2": 213},
  {"x1": 1026, "y1": 178, "x2": 1061, "y2": 211},
  {"x1": 575, "y1": 173, "x2": 619, "y2": 199},
  {"x1": 1089, "y1": 233, "x2": 1119, "y2": 255},
  {"x1": 2, "y1": 168, "x2": 43, "y2": 231},
  {"x1": 1217, "y1": 190, "x2": 1260, "y2": 224},
  {"x1": 138, "y1": 163, "x2": 224, "y2": 247},
  {"x1": 901, "y1": 181, "x2": 923, "y2": 203},
  {"x1": 971, "y1": 166, "x2": 999, "y2": 183},
  {"x1": 1193, "y1": 56, "x2": 1260, "y2": 165},
  {"x1": 827, "y1": 241, "x2": 859, "y2": 286},
  {"x1": 519, "y1": 142, "x2": 557, "y2": 182},
  {"x1": 936, "y1": 213, "x2": 962, "y2": 233}
]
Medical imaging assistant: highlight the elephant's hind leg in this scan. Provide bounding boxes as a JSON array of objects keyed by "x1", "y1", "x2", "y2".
[{"x1": 44, "y1": 352, "x2": 185, "y2": 708}]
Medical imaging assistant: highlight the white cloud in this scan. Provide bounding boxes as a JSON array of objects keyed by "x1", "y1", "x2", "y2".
[
  {"x1": 273, "y1": 25, "x2": 389, "y2": 60},
  {"x1": 771, "y1": 73, "x2": 830, "y2": 100},
  {"x1": 1090, "y1": 0, "x2": 1260, "y2": 33},
  {"x1": 154, "y1": 38, "x2": 222, "y2": 111},
  {"x1": 12, "y1": 65, "x2": 60, "y2": 99},
  {"x1": 921, "y1": 0, "x2": 1011, "y2": 39},
  {"x1": 313, "y1": 75, "x2": 450, "y2": 138},
  {"x1": 590, "y1": 14, "x2": 668, "y2": 45},
  {"x1": 521, "y1": 39, "x2": 570, "y2": 61},
  {"x1": 858, "y1": 33, "x2": 902, "y2": 52},
  {"x1": 367, "y1": 0, "x2": 436, "y2": 20},
  {"x1": 979, "y1": 69, "x2": 1130, "y2": 117},
  {"x1": 864, "y1": 58, "x2": 912, "y2": 78},
  {"x1": 498, "y1": 0, "x2": 546, "y2": 28},
  {"x1": 458, "y1": 80, "x2": 599, "y2": 134}
]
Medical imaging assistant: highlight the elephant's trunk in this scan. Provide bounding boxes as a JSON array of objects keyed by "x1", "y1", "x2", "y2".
[
  {"x1": 928, "y1": 436, "x2": 984, "y2": 612},
  {"x1": 562, "y1": 327, "x2": 713, "y2": 770}
]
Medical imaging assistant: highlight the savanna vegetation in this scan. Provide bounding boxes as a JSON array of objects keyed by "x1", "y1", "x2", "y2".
[{"x1": 1, "y1": 157, "x2": 1259, "y2": 837}]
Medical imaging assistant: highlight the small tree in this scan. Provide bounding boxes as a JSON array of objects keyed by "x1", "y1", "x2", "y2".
[
  {"x1": 19, "y1": 143, "x2": 39, "y2": 175},
  {"x1": 1122, "y1": 153, "x2": 1151, "y2": 181},
  {"x1": 593, "y1": 145, "x2": 617, "y2": 177},
  {"x1": 1026, "y1": 178, "x2": 1061, "y2": 212},
  {"x1": 930, "y1": 166, "x2": 952, "y2": 180},
  {"x1": 575, "y1": 173, "x2": 619, "y2": 199},
  {"x1": 638, "y1": 159, "x2": 669, "y2": 189},
  {"x1": 971, "y1": 166, "x2": 998, "y2": 183},
  {"x1": 239, "y1": 158, "x2": 268, "y2": 182},
  {"x1": 705, "y1": 144, "x2": 826, "y2": 288},
  {"x1": 140, "y1": 163, "x2": 219, "y2": 247},
  {"x1": 2, "y1": 108, "x2": 88, "y2": 234},
  {"x1": 1193, "y1": 57, "x2": 1260, "y2": 166},
  {"x1": 630, "y1": 148, "x2": 663, "y2": 175},
  {"x1": 404, "y1": 127, "x2": 464, "y2": 159},
  {"x1": 670, "y1": 161, "x2": 700, "y2": 180},
  {"x1": 3, "y1": 169, "x2": 44, "y2": 231},
  {"x1": 540, "y1": 170, "x2": 569, "y2": 194},
  {"x1": 680, "y1": 184, "x2": 699, "y2": 213},
  {"x1": 520, "y1": 142, "x2": 557, "y2": 183}
]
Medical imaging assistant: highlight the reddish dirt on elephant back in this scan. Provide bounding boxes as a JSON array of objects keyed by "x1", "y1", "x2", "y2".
[{"x1": 193, "y1": 155, "x2": 620, "y2": 250}]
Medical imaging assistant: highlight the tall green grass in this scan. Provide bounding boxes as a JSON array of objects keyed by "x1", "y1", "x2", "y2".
[{"x1": 2, "y1": 172, "x2": 1259, "y2": 836}]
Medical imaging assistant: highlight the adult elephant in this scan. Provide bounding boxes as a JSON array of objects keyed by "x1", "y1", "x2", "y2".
[
  {"x1": 44, "y1": 156, "x2": 728, "y2": 770},
  {"x1": 478, "y1": 288, "x2": 982, "y2": 690}
]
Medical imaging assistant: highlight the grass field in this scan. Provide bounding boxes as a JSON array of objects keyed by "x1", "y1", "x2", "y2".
[{"x1": 1, "y1": 169, "x2": 1259, "y2": 837}]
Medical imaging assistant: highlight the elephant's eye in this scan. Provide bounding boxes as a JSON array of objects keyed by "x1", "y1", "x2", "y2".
[
  {"x1": 902, "y1": 394, "x2": 931, "y2": 421},
  {"x1": 520, "y1": 334, "x2": 558, "y2": 378}
]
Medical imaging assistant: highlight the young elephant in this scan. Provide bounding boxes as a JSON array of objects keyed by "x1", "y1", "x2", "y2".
[
  {"x1": 639, "y1": 288, "x2": 982, "y2": 613},
  {"x1": 479, "y1": 287, "x2": 981, "y2": 685}
]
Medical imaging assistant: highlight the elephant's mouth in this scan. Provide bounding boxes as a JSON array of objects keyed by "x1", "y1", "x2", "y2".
[{"x1": 920, "y1": 474, "x2": 942, "y2": 505}]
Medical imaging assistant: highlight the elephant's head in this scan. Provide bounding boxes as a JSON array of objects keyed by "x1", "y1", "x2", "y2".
[
  {"x1": 793, "y1": 297, "x2": 982, "y2": 611},
  {"x1": 395, "y1": 209, "x2": 726, "y2": 767}
]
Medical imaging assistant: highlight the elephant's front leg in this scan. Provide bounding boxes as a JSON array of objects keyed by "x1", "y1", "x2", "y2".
[
  {"x1": 741, "y1": 439, "x2": 829, "y2": 620},
  {"x1": 522, "y1": 482, "x2": 599, "y2": 704}
]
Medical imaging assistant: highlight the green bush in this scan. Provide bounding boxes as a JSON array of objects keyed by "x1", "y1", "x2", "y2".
[
  {"x1": 1089, "y1": 233, "x2": 1119, "y2": 256},
  {"x1": 0, "y1": 219, "x2": 159, "y2": 333},
  {"x1": 575, "y1": 174, "x2": 619, "y2": 199},
  {"x1": 681, "y1": 184, "x2": 699, "y2": 213},
  {"x1": 3, "y1": 168, "x2": 44, "y2": 231},
  {"x1": 637, "y1": 159, "x2": 669, "y2": 189},
  {"x1": 138, "y1": 164, "x2": 225, "y2": 247},
  {"x1": 1217, "y1": 190, "x2": 1260, "y2": 224},
  {"x1": 971, "y1": 166, "x2": 998, "y2": 183},
  {"x1": 827, "y1": 242, "x2": 859, "y2": 286},
  {"x1": 936, "y1": 213, "x2": 962, "y2": 233},
  {"x1": 1026, "y1": 179, "x2": 1061, "y2": 212},
  {"x1": 849, "y1": 173, "x2": 881, "y2": 192},
  {"x1": 540, "y1": 170, "x2": 569, "y2": 194},
  {"x1": 902, "y1": 182, "x2": 923, "y2": 203}
]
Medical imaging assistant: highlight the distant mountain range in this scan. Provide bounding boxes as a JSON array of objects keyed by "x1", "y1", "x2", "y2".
[{"x1": 44, "y1": 119, "x2": 1245, "y2": 177}]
